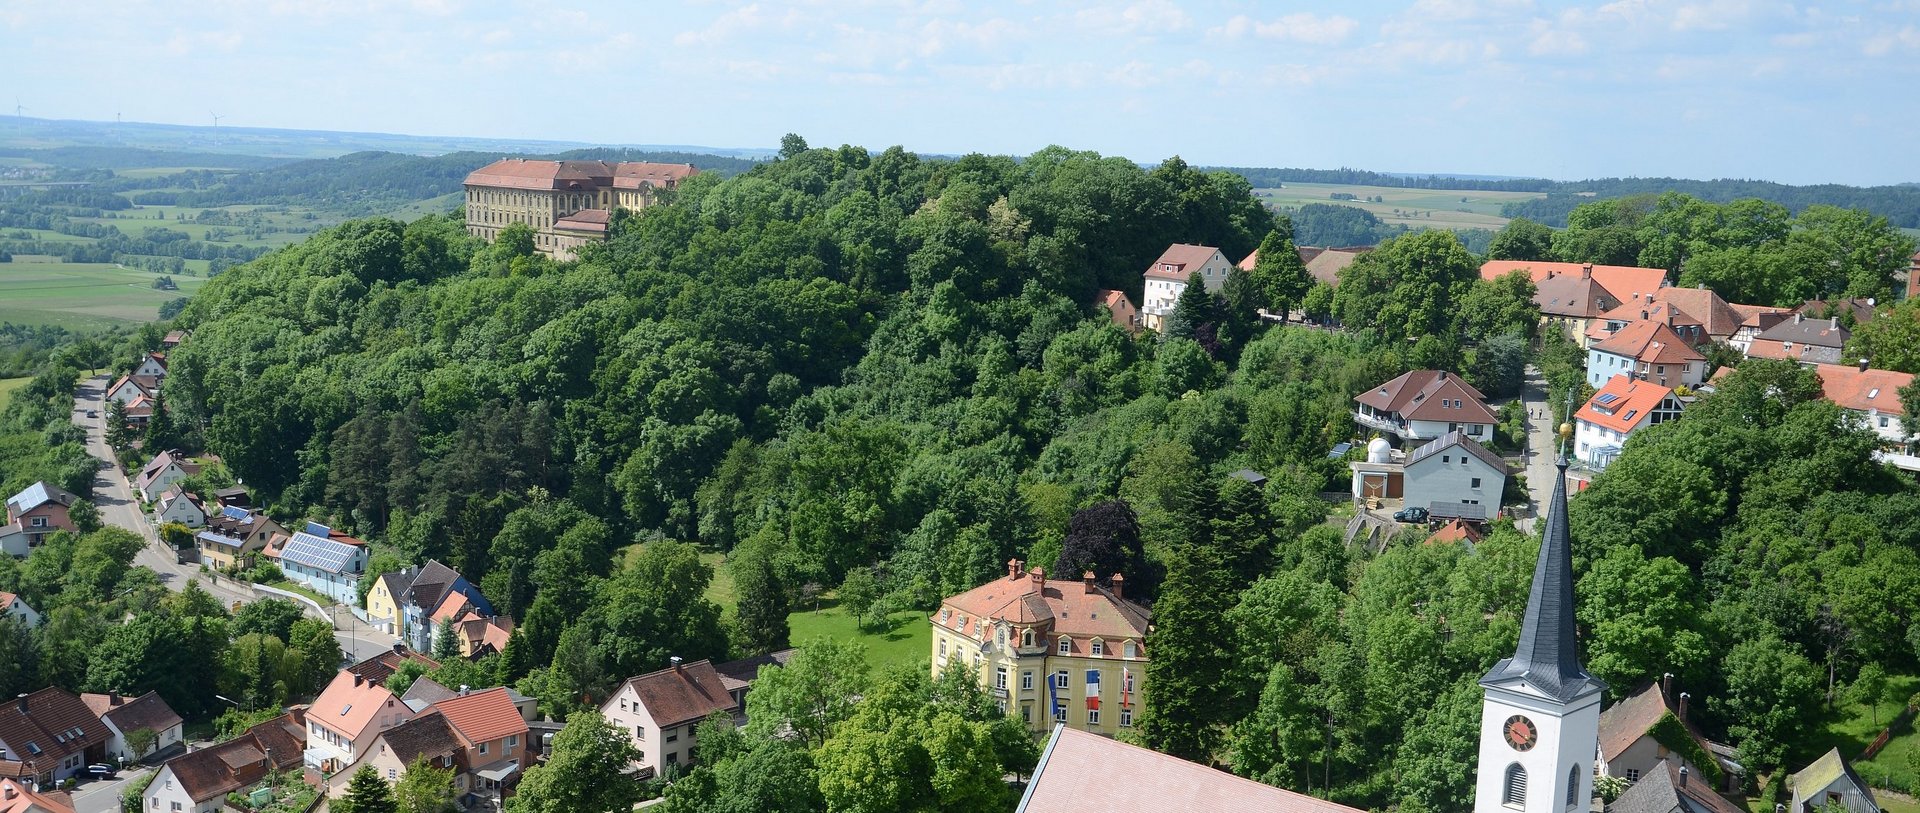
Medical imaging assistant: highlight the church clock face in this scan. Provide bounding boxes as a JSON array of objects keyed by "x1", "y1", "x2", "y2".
[{"x1": 1503, "y1": 715, "x2": 1538, "y2": 752}]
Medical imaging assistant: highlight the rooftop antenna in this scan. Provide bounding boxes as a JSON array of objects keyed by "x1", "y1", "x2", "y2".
[{"x1": 210, "y1": 111, "x2": 222, "y2": 127}]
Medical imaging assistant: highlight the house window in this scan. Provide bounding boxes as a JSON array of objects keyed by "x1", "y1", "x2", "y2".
[
  {"x1": 1472, "y1": 478, "x2": 1482, "y2": 489},
  {"x1": 619, "y1": 700, "x2": 628, "y2": 711},
  {"x1": 666, "y1": 730, "x2": 679, "y2": 743},
  {"x1": 387, "y1": 768, "x2": 397, "y2": 780},
  {"x1": 1058, "y1": 638, "x2": 1071, "y2": 655},
  {"x1": 1504, "y1": 764, "x2": 1527, "y2": 807},
  {"x1": 30, "y1": 517, "x2": 45, "y2": 528},
  {"x1": 1091, "y1": 640, "x2": 1104, "y2": 656},
  {"x1": 1087, "y1": 708, "x2": 1100, "y2": 725},
  {"x1": 1120, "y1": 708, "x2": 1133, "y2": 727},
  {"x1": 637, "y1": 726, "x2": 646, "y2": 740},
  {"x1": 996, "y1": 667, "x2": 1008, "y2": 689},
  {"x1": 1567, "y1": 766, "x2": 1580, "y2": 809},
  {"x1": 1443, "y1": 455, "x2": 1451, "y2": 463},
  {"x1": 1123, "y1": 641, "x2": 1137, "y2": 658},
  {"x1": 1022, "y1": 703, "x2": 1032, "y2": 722},
  {"x1": 507, "y1": 734, "x2": 518, "y2": 750},
  {"x1": 1021, "y1": 671, "x2": 1033, "y2": 690},
  {"x1": 1625, "y1": 769, "x2": 1640, "y2": 782},
  {"x1": 666, "y1": 752, "x2": 678, "y2": 765}
]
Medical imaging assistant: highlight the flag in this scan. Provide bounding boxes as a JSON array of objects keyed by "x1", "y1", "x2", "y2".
[
  {"x1": 1085, "y1": 669, "x2": 1101, "y2": 710},
  {"x1": 1122, "y1": 666, "x2": 1133, "y2": 708},
  {"x1": 1049, "y1": 670, "x2": 1063, "y2": 719}
]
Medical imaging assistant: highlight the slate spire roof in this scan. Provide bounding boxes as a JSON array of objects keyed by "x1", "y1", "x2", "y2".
[{"x1": 1480, "y1": 456, "x2": 1604, "y2": 703}]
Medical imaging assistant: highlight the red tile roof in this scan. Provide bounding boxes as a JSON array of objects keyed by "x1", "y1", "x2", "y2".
[
  {"x1": 428, "y1": 688, "x2": 527, "y2": 747},
  {"x1": 1304, "y1": 247, "x2": 1372, "y2": 287},
  {"x1": 0, "y1": 689, "x2": 110, "y2": 778},
  {"x1": 1480, "y1": 260, "x2": 1669, "y2": 305},
  {"x1": 553, "y1": 209, "x2": 611, "y2": 234},
  {"x1": 1353, "y1": 370, "x2": 1497, "y2": 425},
  {"x1": 1576, "y1": 375, "x2": 1678, "y2": 434},
  {"x1": 1598, "y1": 682, "x2": 1716, "y2": 766},
  {"x1": 1534, "y1": 272, "x2": 1621, "y2": 319},
  {"x1": 1731, "y1": 303, "x2": 1792, "y2": 329},
  {"x1": 618, "y1": 660, "x2": 739, "y2": 729},
  {"x1": 1427, "y1": 518, "x2": 1484, "y2": 544},
  {"x1": 157, "y1": 714, "x2": 304, "y2": 803},
  {"x1": 309, "y1": 670, "x2": 408, "y2": 741},
  {"x1": 1142, "y1": 243, "x2": 1226, "y2": 282},
  {"x1": 1592, "y1": 320, "x2": 1706, "y2": 365},
  {"x1": 79, "y1": 692, "x2": 181, "y2": 739},
  {"x1": 1591, "y1": 300, "x2": 1702, "y2": 345},
  {"x1": 0, "y1": 776, "x2": 73, "y2": 813},
  {"x1": 345, "y1": 647, "x2": 440, "y2": 684},
  {"x1": 1811, "y1": 363, "x2": 1913, "y2": 415},
  {"x1": 939, "y1": 565, "x2": 1151, "y2": 650},
  {"x1": 1649, "y1": 287, "x2": 1745, "y2": 338},
  {"x1": 611, "y1": 162, "x2": 697, "y2": 190},
  {"x1": 1018, "y1": 725, "x2": 1365, "y2": 813},
  {"x1": 464, "y1": 159, "x2": 698, "y2": 193}
]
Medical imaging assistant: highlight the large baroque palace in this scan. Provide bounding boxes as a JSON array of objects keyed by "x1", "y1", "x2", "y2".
[{"x1": 463, "y1": 159, "x2": 698, "y2": 259}]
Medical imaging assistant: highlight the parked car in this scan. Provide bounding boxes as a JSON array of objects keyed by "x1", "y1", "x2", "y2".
[
  {"x1": 85, "y1": 764, "x2": 116, "y2": 779},
  {"x1": 86, "y1": 409, "x2": 98, "y2": 418},
  {"x1": 1392, "y1": 506, "x2": 1429, "y2": 523}
]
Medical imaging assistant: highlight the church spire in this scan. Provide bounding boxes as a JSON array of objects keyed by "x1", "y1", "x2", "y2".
[{"x1": 1480, "y1": 435, "x2": 1603, "y2": 703}]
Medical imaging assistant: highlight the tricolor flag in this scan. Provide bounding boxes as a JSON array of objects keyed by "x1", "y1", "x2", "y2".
[
  {"x1": 1085, "y1": 669, "x2": 1101, "y2": 711},
  {"x1": 1122, "y1": 666, "x2": 1133, "y2": 708},
  {"x1": 1049, "y1": 670, "x2": 1063, "y2": 719}
]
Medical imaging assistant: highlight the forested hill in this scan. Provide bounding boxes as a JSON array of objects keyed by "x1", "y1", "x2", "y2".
[
  {"x1": 111, "y1": 149, "x2": 764, "y2": 215},
  {"x1": 1219, "y1": 165, "x2": 1920, "y2": 228}
]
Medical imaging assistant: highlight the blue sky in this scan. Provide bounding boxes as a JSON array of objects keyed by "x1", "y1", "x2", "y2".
[{"x1": 6, "y1": 1, "x2": 1918, "y2": 185}]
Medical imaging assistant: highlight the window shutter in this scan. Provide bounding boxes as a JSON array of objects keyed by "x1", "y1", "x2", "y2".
[
  {"x1": 1504, "y1": 763, "x2": 1527, "y2": 807},
  {"x1": 1566, "y1": 766, "x2": 1580, "y2": 808}
]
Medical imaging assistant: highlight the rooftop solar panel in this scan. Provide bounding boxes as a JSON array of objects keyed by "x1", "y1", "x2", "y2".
[{"x1": 280, "y1": 531, "x2": 358, "y2": 573}]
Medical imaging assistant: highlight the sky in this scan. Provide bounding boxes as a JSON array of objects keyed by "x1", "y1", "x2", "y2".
[{"x1": 5, "y1": 0, "x2": 1919, "y2": 185}]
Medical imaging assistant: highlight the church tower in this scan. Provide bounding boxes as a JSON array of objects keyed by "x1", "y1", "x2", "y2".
[{"x1": 1474, "y1": 433, "x2": 1605, "y2": 813}]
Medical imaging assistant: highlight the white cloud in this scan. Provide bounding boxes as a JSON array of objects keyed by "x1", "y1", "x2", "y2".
[
  {"x1": 1863, "y1": 25, "x2": 1920, "y2": 54},
  {"x1": 674, "y1": 4, "x2": 803, "y2": 47},
  {"x1": 1071, "y1": 0, "x2": 1191, "y2": 36},
  {"x1": 1212, "y1": 12, "x2": 1359, "y2": 45},
  {"x1": 1528, "y1": 26, "x2": 1589, "y2": 55}
]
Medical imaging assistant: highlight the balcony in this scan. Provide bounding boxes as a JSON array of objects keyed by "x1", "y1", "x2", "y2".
[
  {"x1": 992, "y1": 685, "x2": 1010, "y2": 699},
  {"x1": 1353, "y1": 410, "x2": 1410, "y2": 438}
]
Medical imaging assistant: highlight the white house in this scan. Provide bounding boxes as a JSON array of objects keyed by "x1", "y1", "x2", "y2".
[
  {"x1": 80, "y1": 691, "x2": 183, "y2": 762},
  {"x1": 105, "y1": 374, "x2": 158, "y2": 407},
  {"x1": 143, "y1": 715, "x2": 303, "y2": 813},
  {"x1": 304, "y1": 669, "x2": 414, "y2": 776},
  {"x1": 1573, "y1": 375, "x2": 1685, "y2": 469},
  {"x1": 1812, "y1": 362, "x2": 1914, "y2": 453},
  {"x1": 0, "y1": 592, "x2": 40, "y2": 627},
  {"x1": 133, "y1": 450, "x2": 202, "y2": 504},
  {"x1": 1353, "y1": 370, "x2": 1498, "y2": 445},
  {"x1": 1139, "y1": 244, "x2": 1234, "y2": 332},
  {"x1": 1587, "y1": 319, "x2": 1707, "y2": 390},
  {"x1": 600, "y1": 658, "x2": 740, "y2": 779},
  {"x1": 267, "y1": 523, "x2": 367, "y2": 605},
  {"x1": 152, "y1": 488, "x2": 207, "y2": 528},
  {"x1": 1401, "y1": 432, "x2": 1506, "y2": 521},
  {"x1": 131, "y1": 352, "x2": 168, "y2": 380},
  {"x1": 1788, "y1": 748, "x2": 1878, "y2": 813}
]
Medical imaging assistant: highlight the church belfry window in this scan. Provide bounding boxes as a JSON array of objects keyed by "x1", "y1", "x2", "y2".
[
  {"x1": 1503, "y1": 763, "x2": 1526, "y2": 808},
  {"x1": 1566, "y1": 766, "x2": 1580, "y2": 808}
]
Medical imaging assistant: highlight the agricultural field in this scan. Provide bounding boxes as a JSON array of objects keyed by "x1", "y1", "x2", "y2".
[
  {"x1": 0, "y1": 258, "x2": 203, "y2": 329},
  {"x1": 1255, "y1": 181, "x2": 1547, "y2": 231},
  {"x1": 0, "y1": 377, "x2": 26, "y2": 410}
]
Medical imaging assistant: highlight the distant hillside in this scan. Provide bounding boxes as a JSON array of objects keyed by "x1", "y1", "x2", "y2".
[{"x1": 0, "y1": 146, "x2": 292, "y2": 171}]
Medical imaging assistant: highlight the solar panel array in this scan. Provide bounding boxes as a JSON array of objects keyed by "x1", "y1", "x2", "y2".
[
  {"x1": 1595, "y1": 393, "x2": 1621, "y2": 406},
  {"x1": 280, "y1": 531, "x2": 357, "y2": 573},
  {"x1": 221, "y1": 505, "x2": 253, "y2": 522}
]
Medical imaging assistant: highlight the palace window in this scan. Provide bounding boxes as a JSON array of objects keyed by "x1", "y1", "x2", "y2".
[
  {"x1": 1087, "y1": 709, "x2": 1100, "y2": 725},
  {"x1": 996, "y1": 667, "x2": 1008, "y2": 689},
  {"x1": 1503, "y1": 764, "x2": 1526, "y2": 808},
  {"x1": 1021, "y1": 671, "x2": 1033, "y2": 690},
  {"x1": 1120, "y1": 708, "x2": 1133, "y2": 727},
  {"x1": 1091, "y1": 640, "x2": 1104, "y2": 656},
  {"x1": 1055, "y1": 670, "x2": 1069, "y2": 689},
  {"x1": 1058, "y1": 638, "x2": 1071, "y2": 655},
  {"x1": 1021, "y1": 629, "x2": 1035, "y2": 647},
  {"x1": 1123, "y1": 641, "x2": 1137, "y2": 658}
]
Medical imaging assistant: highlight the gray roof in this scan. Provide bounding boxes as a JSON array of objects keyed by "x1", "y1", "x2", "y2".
[
  {"x1": 1755, "y1": 315, "x2": 1850, "y2": 348},
  {"x1": 278, "y1": 530, "x2": 359, "y2": 574},
  {"x1": 1481, "y1": 458, "x2": 1604, "y2": 703},
  {"x1": 1407, "y1": 431, "x2": 1506, "y2": 472},
  {"x1": 6, "y1": 482, "x2": 77, "y2": 516},
  {"x1": 1612, "y1": 760, "x2": 1745, "y2": 813}
]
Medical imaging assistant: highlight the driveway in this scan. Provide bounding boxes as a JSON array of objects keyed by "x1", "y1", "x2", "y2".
[{"x1": 67, "y1": 765, "x2": 153, "y2": 813}]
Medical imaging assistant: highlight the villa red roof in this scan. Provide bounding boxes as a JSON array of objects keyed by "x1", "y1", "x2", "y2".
[
  {"x1": 1575, "y1": 375, "x2": 1677, "y2": 434},
  {"x1": 1143, "y1": 244, "x2": 1225, "y2": 282}
]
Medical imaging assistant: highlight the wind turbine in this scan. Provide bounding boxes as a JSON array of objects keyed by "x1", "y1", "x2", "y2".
[
  {"x1": 210, "y1": 111, "x2": 222, "y2": 127},
  {"x1": 13, "y1": 99, "x2": 23, "y2": 118}
]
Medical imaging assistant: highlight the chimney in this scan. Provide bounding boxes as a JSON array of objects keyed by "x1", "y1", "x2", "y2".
[
  {"x1": 1007, "y1": 558, "x2": 1023, "y2": 581},
  {"x1": 1581, "y1": 264, "x2": 1593, "y2": 279},
  {"x1": 1436, "y1": 370, "x2": 1447, "y2": 381},
  {"x1": 1083, "y1": 571, "x2": 1096, "y2": 593},
  {"x1": 1029, "y1": 567, "x2": 1046, "y2": 591},
  {"x1": 353, "y1": 674, "x2": 364, "y2": 687},
  {"x1": 1679, "y1": 766, "x2": 1690, "y2": 788},
  {"x1": 1860, "y1": 358, "x2": 1871, "y2": 372},
  {"x1": 1794, "y1": 312, "x2": 1804, "y2": 324},
  {"x1": 459, "y1": 685, "x2": 470, "y2": 696},
  {"x1": 110, "y1": 692, "x2": 122, "y2": 707},
  {"x1": 393, "y1": 642, "x2": 406, "y2": 655},
  {"x1": 671, "y1": 656, "x2": 684, "y2": 674},
  {"x1": 15, "y1": 693, "x2": 24, "y2": 714},
  {"x1": 1831, "y1": 317, "x2": 1839, "y2": 330},
  {"x1": 1678, "y1": 691, "x2": 1691, "y2": 721},
  {"x1": 1110, "y1": 573, "x2": 1125, "y2": 599},
  {"x1": 1661, "y1": 672, "x2": 1673, "y2": 700}
]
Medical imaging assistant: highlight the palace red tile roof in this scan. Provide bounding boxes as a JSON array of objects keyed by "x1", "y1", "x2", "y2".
[
  {"x1": 1481, "y1": 260, "x2": 1669, "y2": 305},
  {"x1": 1143, "y1": 244, "x2": 1226, "y2": 282},
  {"x1": 1018, "y1": 725, "x2": 1365, "y2": 813},
  {"x1": 428, "y1": 688, "x2": 526, "y2": 747},
  {"x1": 611, "y1": 162, "x2": 697, "y2": 190},
  {"x1": 617, "y1": 660, "x2": 738, "y2": 729},
  {"x1": 1576, "y1": 375, "x2": 1677, "y2": 434},
  {"x1": 553, "y1": 209, "x2": 611, "y2": 234},
  {"x1": 938, "y1": 566, "x2": 1150, "y2": 646},
  {"x1": 465, "y1": 159, "x2": 698, "y2": 193},
  {"x1": 1812, "y1": 363, "x2": 1913, "y2": 415}
]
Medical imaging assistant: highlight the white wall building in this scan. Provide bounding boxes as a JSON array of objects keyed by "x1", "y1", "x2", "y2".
[
  {"x1": 1573, "y1": 375, "x2": 1685, "y2": 469},
  {"x1": 1139, "y1": 244, "x2": 1234, "y2": 332}
]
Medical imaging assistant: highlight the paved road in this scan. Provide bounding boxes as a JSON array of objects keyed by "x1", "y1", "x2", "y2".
[
  {"x1": 1516, "y1": 364, "x2": 1564, "y2": 534},
  {"x1": 69, "y1": 765, "x2": 152, "y2": 813},
  {"x1": 71, "y1": 375, "x2": 397, "y2": 663}
]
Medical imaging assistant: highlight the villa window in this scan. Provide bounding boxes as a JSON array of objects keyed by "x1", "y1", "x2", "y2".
[{"x1": 1021, "y1": 629, "x2": 1035, "y2": 647}]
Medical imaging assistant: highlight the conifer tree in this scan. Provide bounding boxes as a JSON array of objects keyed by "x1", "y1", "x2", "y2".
[
  {"x1": 144, "y1": 389, "x2": 175, "y2": 452},
  {"x1": 732, "y1": 546, "x2": 790, "y2": 656},
  {"x1": 1166, "y1": 271, "x2": 1217, "y2": 341},
  {"x1": 338, "y1": 764, "x2": 398, "y2": 813}
]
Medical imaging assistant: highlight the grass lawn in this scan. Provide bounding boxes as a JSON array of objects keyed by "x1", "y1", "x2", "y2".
[
  {"x1": 0, "y1": 259, "x2": 203, "y2": 328},
  {"x1": 1255, "y1": 181, "x2": 1546, "y2": 231},
  {"x1": 620, "y1": 544, "x2": 738, "y2": 609},
  {"x1": 0, "y1": 377, "x2": 26, "y2": 411},
  {"x1": 788, "y1": 599, "x2": 932, "y2": 672}
]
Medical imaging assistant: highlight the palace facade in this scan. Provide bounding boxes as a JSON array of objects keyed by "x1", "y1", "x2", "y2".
[{"x1": 462, "y1": 159, "x2": 698, "y2": 259}]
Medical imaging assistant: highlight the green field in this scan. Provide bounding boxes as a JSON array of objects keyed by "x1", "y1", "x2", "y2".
[
  {"x1": 0, "y1": 259, "x2": 202, "y2": 328},
  {"x1": 0, "y1": 377, "x2": 27, "y2": 410},
  {"x1": 1255, "y1": 181, "x2": 1546, "y2": 231},
  {"x1": 788, "y1": 602, "x2": 932, "y2": 672}
]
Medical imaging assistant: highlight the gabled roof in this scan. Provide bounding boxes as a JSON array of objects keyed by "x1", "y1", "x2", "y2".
[
  {"x1": 79, "y1": 691, "x2": 182, "y2": 738},
  {"x1": 1406, "y1": 431, "x2": 1506, "y2": 472},
  {"x1": 1650, "y1": 287, "x2": 1745, "y2": 338},
  {"x1": 1731, "y1": 303, "x2": 1793, "y2": 329},
  {"x1": 0, "y1": 776, "x2": 72, "y2": 813},
  {"x1": 1576, "y1": 375, "x2": 1678, "y2": 434},
  {"x1": 1016, "y1": 725, "x2": 1365, "y2": 813},
  {"x1": 402, "y1": 561, "x2": 462, "y2": 613},
  {"x1": 611, "y1": 162, "x2": 697, "y2": 190},
  {"x1": 400, "y1": 677, "x2": 459, "y2": 712},
  {"x1": 464, "y1": 159, "x2": 616, "y2": 191},
  {"x1": 1143, "y1": 243, "x2": 1226, "y2": 282},
  {"x1": 1812, "y1": 363, "x2": 1914, "y2": 415},
  {"x1": 1481, "y1": 260, "x2": 1669, "y2": 305},
  {"x1": 1353, "y1": 370, "x2": 1497, "y2": 424},
  {"x1": 1597, "y1": 682, "x2": 1712, "y2": 763},
  {"x1": 0, "y1": 689, "x2": 110, "y2": 776},
  {"x1": 1755, "y1": 314, "x2": 1850, "y2": 349},
  {"x1": 309, "y1": 670, "x2": 406, "y2": 740},
  {"x1": 345, "y1": 647, "x2": 440, "y2": 685},
  {"x1": 134, "y1": 450, "x2": 201, "y2": 494},
  {"x1": 277, "y1": 524, "x2": 363, "y2": 574},
  {"x1": 156, "y1": 714, "x2": 303, "y2": 803},
  {"x1": 713, "y1": 649, "x2": 797, "y2": 695},
  {"x1": 616, "y1": 660, "x2": 739, "y2": 729},
  {"x1": 553, "y1": 209, "x2": 610, "y2": 234},
  {"x1": 0, "y1": 593, "x2": 25, "y2": 614},
  {"x1": 1534, "y1": 272, "x2": 1622, "y2": 318},
  {"x1": 1797, "y1": 298, "x2": 1878, "y2": 325},
  {"x1": 1595, "y1": 298, "x2": 1702, "y2": 335},
  {"x1": 372, "y1": 712, "x2": 465, "y2": 772},
  {"x1": 1593, "y1": 320, "x2": 1707, "y2": 364},
  {"x1": 1481, "y1": 459, "x2": 1603, "y2": 703},
  {"x1": 1427, "y1": 518, "x2": 1484, "y2": 544},
  {"x1": 1610, "y1": 759, "x2": 1745, "y2": 813},
  {"x1": 1305, "y1": 246, "x2": 1372, "y2": 287},
  {"x1": 5, "y1": 483, "x2": 76, "y2": 518},
  {"x1": 1790, "y1": 748, "x2": 1875, "y2": 804},
  {"x1": 428, "y1": 688, "x2": 527, "y2": 746},
  {"x1": 105, "y1": 375, "x2": 153, "y2": 400}
]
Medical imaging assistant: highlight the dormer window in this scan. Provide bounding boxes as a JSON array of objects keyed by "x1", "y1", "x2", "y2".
[
  {"x1": 1091, "y1": 640, "x2": 1105, "y2": 656},
  {"x1": 1021, "y1": 629, "x2": 1035, "y2": 647},
  {"x1": 940, "y1": 609, "x2": 951, "y2": 624},
  {"x1": 1058, "y1": 638, "x2": 1071, "y2": 655},
  {"x1": 1123, "y1": 640, "x2": 1137, "y2": 658}
]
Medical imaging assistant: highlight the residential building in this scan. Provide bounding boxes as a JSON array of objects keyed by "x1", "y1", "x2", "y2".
[
  {"x1": 1646, "y1": 287, "x2": 1747, "y2": 344},
  {"x1": 0, "y1": 776, "x2": 73, "y2": 813},
  {"x1": 1608, "y1": 760, "x2": 1745, "y2": 813},
  {"x1": 1797, "y1": 297, "x2": 1878, "y2": 326},
  {"x1": 304, "y1": 669, "x2": 416, "y2": 775},
  {"x1": 1470, "y1": 455, "x2": 1604, "y2": 813},
  {"x1": 1909, "y1": 252, "x2": 1920, "y2": 301},
  {"x1": 133, "y1": 450, "x2": 202, "y2": 504},
  {"x1": 1574, "y1": 375, "x2": 1686, "y2": 469},
  {"x1": 79, "y1": 692, "x2": 183, "y2": 762},
  {"x1": 131, "y1": 352, "x2": 168, "y2": 380},
  {"x1": 1596, "y1": 679, "x2": 1742, "y2": 793},
  {"x1": 0, "y1": 593, "x2": 38, "y2": 628},
  {"x1": 463, "y1": 159, "x2": 698, "y2": 260},
  {"x1": 2, "y1": 483, "x2": 76, "y2": 556},
  {"x1": 430, "y1": 687, "x2": 530, "y2": 805},
  {"x1": 1095, "y1": 289, "x2": 1138, "y2": 332},
  {"x1": 1813, "y1": 361, "x2": 1915, "y2": 452},
  {"x1": 455, "y1": 615, "x2": 513, "y2": 659},
  {"x1": 1428, "y1": 518, "x2": 1486, "y2": 545},
  {"x1": 1480, "y1": 260, "x2": 1669, "y2": 303},
  {"x1": 1350, "y1": 437, "x2": 1404, "y2": 503},
  {"x1": 160, "y1": 330, "x2": 189, "y2": 349},
  {"x1": 193, "y1": 506, "x2": 284, "y2": 571},
  {"x1": 120, "y1": 393, "x2": 155, "y2": 430},
  {"x1": 152, "y1": 487, "x2": 206, "y2": 529},
  {"x1": 398, "y1": 678, "x2": 459, "y2": 714},
  {"x1": 712, "y1": 650, "x2": 796, "y2": 710},
  {"x1": 0, "y1": 689, "x2": 111, "y2": 786},
  {"x1": 1787, "y1": 748, "x2": 1878, "y2": 813},
  {"x1": 601, "y1": 658, "x2": 739, "y2": 779},
  {"x1": 1728, "y1": 304, "x2": 1793, "y2": 352},
  {"x1": 345, "y1": 645, "x2": 440, "y2": 686},
  {"x1": 1402, "y1": 431, "x2": 1507, "y2": 522},
  {"x1": 1588, "y1": 298, "x2": 1707, "y2": 348},
  {"x1": 210, "y1": 486, "x2": 250, "y2": 508},
  {"x1": 1747, "y1": 314, "x2": 1850, "y2": 365},
  {"x1": 1352, "y1": 370, "x2": 1497, "y2": 445},
  {"x1": 104, "y1": 375, "x2": 159, "y2": 407},
  {"x1": 1535, "y1": 271, "x2": 1623, "y2": 345},
  {"x1": 1016, "y1": 724, "x2": 1365, "y2": 813},
  {"x1": 1587, "y1": 319, "x2": 1707, "y2": 389},
  {"x1": 267, "y1": 522, "x2": 368, "y2": 605},
  {"x1": 325, "y1": 712, "x2": 467, "y2": 799},
  {"x1": 932, "y1": 562, "x2": 1150, "y2": 737},
  {"x1": 143, "y1": 714, "x2": 303, "y2": 813},
  {"x1": 1303, "y1": 245, "x2": 1374, "y2": 287},
  {"x1": 1139, "y1": 243, "x2": 1233, "y2": 331},
  {"x1": 365, "y1": 560, "x2": 494, "y2": 652}
]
